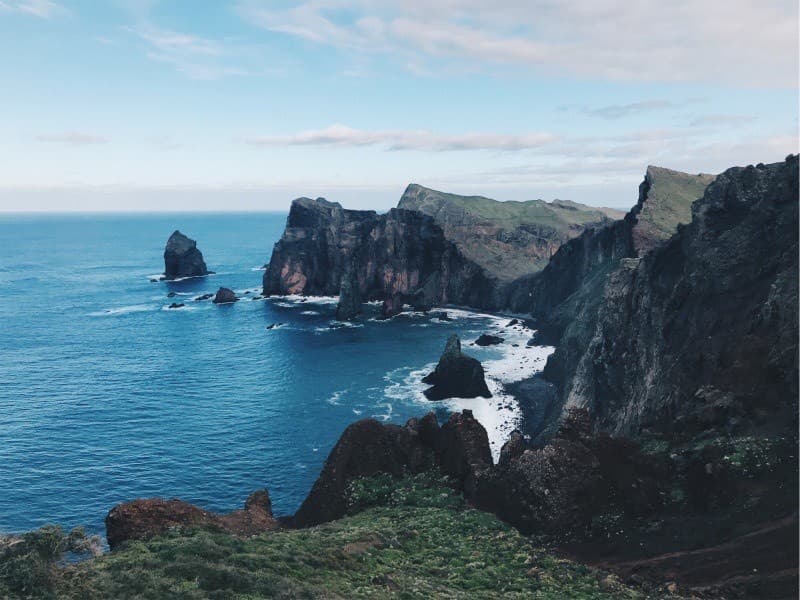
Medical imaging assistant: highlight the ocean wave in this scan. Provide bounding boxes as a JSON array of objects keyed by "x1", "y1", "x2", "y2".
[
  {"x1": 326, "y1": 389, "x2": 346, "y2": 405},
  {"x1": 379, "y1": 314, "x2": 555, "y2": 461},
  {"x1": 268, "y1": 294, "x2": 339, "y2": 306},
  {"x1": 89, "y1": 304, "x2": 153, "y2": 317}
]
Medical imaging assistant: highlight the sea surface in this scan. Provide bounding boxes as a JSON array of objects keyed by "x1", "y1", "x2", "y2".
[{"x1": 0, "y1": 212, "x2": 552, "y2": 537}]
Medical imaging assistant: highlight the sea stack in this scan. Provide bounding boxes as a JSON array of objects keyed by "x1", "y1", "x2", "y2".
[
  {"x1": 212, "y1": 287, "x2": 238, "y2": 304},
  {"x1": 163, "y1": 230, "x2": 209, "y2": 280},
  {"x1": 422, "y1": 335, "x2": 492, "y2": 400}
]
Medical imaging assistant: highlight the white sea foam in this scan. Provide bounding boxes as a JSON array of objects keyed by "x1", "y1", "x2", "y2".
[
  {"x1": 146, "y1": 273, "x2": 217, "y2": 283},
  {"x1": 327, "y1": 389, "x2": 346, "y2": 405},
  {"x1": 300, "y1": 310, "x2": 320, "y2": 316},
  {"x1": 382, "y1": 309, "x2": 554, "y2": 461},
  {"x1": 269, "y1": 294, "x2": 339, "y2": 306},
  {"x1": 250, "y1": 266, "x2": 267, "y2": 271},
  {"x1": 89, "y1": 304, "x2": 153, "y2": 317}
]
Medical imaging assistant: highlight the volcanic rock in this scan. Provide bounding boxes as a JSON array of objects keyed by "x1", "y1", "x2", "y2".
[
  {"x1": 422, "y1": 335, "x2": 491, "y2": 400},
  {"x1": 212, "y1": 287, "x2": 238, "y2": 304},
  {"x1": 293, "y1": 418, "x2": 436, "y2": 527},
  {"x1": 163, "y1": 230, "x2": 209, "y2": 280},
  {"x1": 474, "y1": 334, "x2": 504, "y2": 346},
  {"x1": 105, "y1": 490, "x2": 278, "y2": 550}
]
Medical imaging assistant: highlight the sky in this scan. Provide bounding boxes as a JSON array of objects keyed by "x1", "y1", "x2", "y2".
[{"x1": 0, "y1": 0, "x2": 797, "y2": 212}]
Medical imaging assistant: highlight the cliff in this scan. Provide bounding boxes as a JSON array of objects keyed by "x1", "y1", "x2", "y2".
[
  {"x1": 533, "y1": 156, "x2": 798, "y2": 435},
  {"x1": 264, "y1": 188, "x2": 623, "y2": 317},
  {"x1": 263, "y1": 198, "x2": 498, "y2": 316}
]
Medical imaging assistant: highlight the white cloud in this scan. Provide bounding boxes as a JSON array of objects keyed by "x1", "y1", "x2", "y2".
[
  {"x1": 35, "y1": 132, "x2": 109, "y2": 145},
  {"x1": 0, "y1": 0, "x2": 63, "y2": 18},
  {"x1": 236, "y1": 0, "x2": 798, "y2": 87},
  {"x1": 245, "y1": 124, "x2": 558, "y2": 151},
  {"x1": 127, "y1": 24, "x2": 274, "y2": 80}
]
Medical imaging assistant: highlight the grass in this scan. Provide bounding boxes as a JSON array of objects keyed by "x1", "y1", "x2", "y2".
[
  {"x1": 2, "y1": 474, "x2": 680, "y2": 599},
  {"x1": 639, "y1": 167, "x2": 715, "y2": 240}
]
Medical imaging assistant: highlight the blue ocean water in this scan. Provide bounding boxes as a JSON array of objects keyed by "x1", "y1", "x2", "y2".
[{"x1": 0, "y1": 213, "x2": 550, "y2": 537}]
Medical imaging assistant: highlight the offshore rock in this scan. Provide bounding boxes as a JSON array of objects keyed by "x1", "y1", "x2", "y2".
[
  {"x1": 422, "y1": 335, "x2": 491, "y2": 400},
  {"x1": 474, "y1": 334, "x2": 504, "y2": 346},
  {"x1": 212, "y1": 287, "x2": 238, "y2": 304},
  {"x1": 163, "y1": 230, "x2": 209, "y2": 280},
  {"x1": 335, "y1": 260, "x2": 362, "y2": 320}
]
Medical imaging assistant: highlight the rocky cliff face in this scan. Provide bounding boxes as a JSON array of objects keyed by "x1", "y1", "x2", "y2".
[
  {"x1": 263, "y1": 198, "x2": 498, "y2": 317},
  {"x1": 163, "y1": 230, "x2": 209, "y2": 280},
  {"x1": 542, "y1": 156, "x2": 798, "y2": 438},
  {"x1": 398, "y1": 184, "x2": 623, "y2": 281}
]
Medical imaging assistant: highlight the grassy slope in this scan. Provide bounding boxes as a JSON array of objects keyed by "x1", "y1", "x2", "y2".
[
  {"x1": 398, "y1": 185, "x2": 626, "y2": 280},
  {"x1": 23, "y1": 474, "x2": 679, "y2": 600},
  {"x1": 400, "y1": 186, "x2": 625, "y2": 231},
  {"x1": 638, "y1": 168, "x2": 715, "y2": 242}
]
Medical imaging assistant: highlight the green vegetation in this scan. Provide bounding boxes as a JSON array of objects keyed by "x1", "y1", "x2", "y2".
[
  {"x1": 2, "y1": 474, "x2": 680, "y2": 599},
  {"x1": 637, "y1": 167, "x2": 715, "y2": 243},
  {"x1": 398, "y1": 184, "x2": 626, "y2": 280}
]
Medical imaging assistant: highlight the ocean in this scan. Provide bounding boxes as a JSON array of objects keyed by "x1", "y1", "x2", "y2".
[{"x1": 0, "y1": 212, "x2": 552, "y2": 537}]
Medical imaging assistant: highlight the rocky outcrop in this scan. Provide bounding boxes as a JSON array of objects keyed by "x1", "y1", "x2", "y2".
[
  {"x1": 472, "y1": 409, "x2": 662, "y2": 536},
  {"x1": 263, "y1": 188, "x2": 623, "y2": 318},
  {"x1": 546, "y1": 157, "x2": 798, "y2": 438},
  {"x1": 399, "y1": 184, "x2": 624, "y2": 281},
  {"x1": 212, "y1": 287, "x2": 237, "y2": 304},
  {"x1": 335, "y1": 260, "x2": 362, "y2": 320},
  {"x1": 105, "y1": 490, "x2": 278, "y2": 549},
  {"x1": 293, "y1": 410, "x2": 490, "y2": 527},
  {"x1": 263, "y1": 198, "x2": 499, "y2": 318},
  {"x1": 474, "y1": 334, "x2": 503, "y2": 346},
  {"x1": 422, "y1": 335, "x2": 491, "y2": 400},
  {"x1": 163, "y1": 230, "x2": 209, "y2": 280}
]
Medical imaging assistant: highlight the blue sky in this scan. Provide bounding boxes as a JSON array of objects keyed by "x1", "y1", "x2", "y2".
[{"x1": 0, "y1": 0, "x2": 797, "y2": 211}]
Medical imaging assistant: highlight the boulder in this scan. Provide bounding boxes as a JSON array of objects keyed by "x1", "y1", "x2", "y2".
[
  {"x1": 293, "y1": 419, "x2": 436, "y2": 527},
  {"x1": 163, "y1": 230, "x2": 209, "y2": 280},
  {"x1": 474, "y1": 334, "x2": 504, "y2": 346},
  {"x1": 430, "y1": 311, "x2": 451, "y2": 321},
  {"x1": 105, "y1": 490, "x2": 278, "y2": 550},
  {"x1": 422, "y1": 335, "x2": 492, "y2": 400},
  {"x1": 436, "y1": 410, "x2": 493, "y2": 490},
  {"x1": 212, "y1": 287, "x2": 238, "y2": 304},
  {"x1": 167, "y1": 303, "x2": 184, "y2": 309}
]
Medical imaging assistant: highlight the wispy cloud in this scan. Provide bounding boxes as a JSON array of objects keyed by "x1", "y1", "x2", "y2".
[
  {"x1": 0, "y1": 0, "x2": 63, "y2": 18},
  {"x1": 688, "y1": 114, "x2": 757, "y2": 128},
  {"x1": 235, "y1": 0, "x2": 798, "y2": 87},
  {"x1": 35, "y1": 132, "x2": 109, "y2": 145},
  {"x1": 127, "y1": 24, "x2": 278, "y2": 80},
  {"x1": 245, "y1": 124, "x2": 558, "y2": 151}
]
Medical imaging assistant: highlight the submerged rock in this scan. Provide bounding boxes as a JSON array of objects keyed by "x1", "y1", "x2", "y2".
[
  {"x1": 430, "y1": 311, "x2": 451, "y2": 321},
  {"x1": 212, "y1": 287, "x2": 238, "y2": 304},
  {"x1": 167, "y1": 302, "x2": 184, "y2": 309},
  {"x1": 105, "y1": 490, "x2": 278, "y2": 550},
  {"x1": 163, "y1": 230, "x2": 209, "y2": 280},
  {"x1": 474, "y1": 334, "x2": 504, "y2": 346},
  {"x1": 422, "y1": 335, "x2": 491, "y2": 400},
  {"x1": 194, "y1": 293, "x2": 214, "y2": 301}
]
